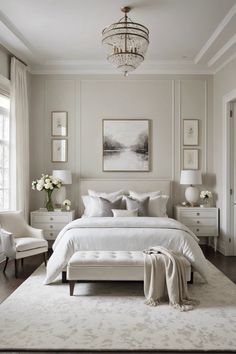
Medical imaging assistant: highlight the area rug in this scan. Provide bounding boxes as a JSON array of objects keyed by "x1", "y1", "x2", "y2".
[{"x1": 0, "y1": 262, "x2": 236, "y2": 352}]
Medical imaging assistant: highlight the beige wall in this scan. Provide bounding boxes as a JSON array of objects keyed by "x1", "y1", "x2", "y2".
[
  {"x1": 29, "y1": 74, "x2": 213, "y2": 215},
  {"x1": 0, "y1": 46, "x2": 10, "y2": 79},
  {"x1": 213, "y1": 57, "x2": 236, "y2": 254}
]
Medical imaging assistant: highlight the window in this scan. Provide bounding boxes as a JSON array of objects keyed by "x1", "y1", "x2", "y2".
[{"x1": 0, "y1": 94, "x2": 10, "y2": 210}]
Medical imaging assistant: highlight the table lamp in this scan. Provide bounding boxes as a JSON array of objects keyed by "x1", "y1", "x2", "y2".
[
  {"x1": 52, "y1": 170, "x2": 72, "y2": 207},
  {"x1": 180, "y1": 170, "x2": 202, "y2": 207}
]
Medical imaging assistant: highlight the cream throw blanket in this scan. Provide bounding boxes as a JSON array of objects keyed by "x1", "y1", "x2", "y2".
[{"x1": 143, "y1": 246, "x2": 198, "y2": 311}]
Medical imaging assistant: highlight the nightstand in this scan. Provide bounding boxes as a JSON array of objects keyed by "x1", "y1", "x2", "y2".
[
  {"x1": 30, "y1": 210, "x2": 75, "y2": 241},
  {"x1": 174, "y1": 206, "x2": 219, "y2": 251}
]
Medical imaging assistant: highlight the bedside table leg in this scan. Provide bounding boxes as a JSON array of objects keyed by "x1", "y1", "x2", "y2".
[{"x1": 214, "y1": 237, "x2": 217, "y2": 252}]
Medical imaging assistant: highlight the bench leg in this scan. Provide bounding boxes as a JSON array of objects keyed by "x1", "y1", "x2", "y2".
[
  {"x1": 43, "y1": 252, "x2": 47, "y2": 267},
  {"x1": 69, "y1": 281, "x2": 76, "y2": 296},
  {"x1": 62, "y1": 271, "x2": 67, "y2": 283},
  {"x1": 15, "y1": 259, "x2": 18, "y2": 278}
]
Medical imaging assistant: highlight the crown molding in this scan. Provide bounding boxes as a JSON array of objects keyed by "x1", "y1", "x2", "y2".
[
  {"x1": 29, "y1": 59, "x2": 212, "y2": 75},
  {"x1": 194, "y1": 3, "x2": 236, "y2": 64},
  {"x1": 213, "y1": 52, "x2": 236, "y2": 74},
  {"x1": 208, "y1": 34, "x2": 236, "y2": 67}
]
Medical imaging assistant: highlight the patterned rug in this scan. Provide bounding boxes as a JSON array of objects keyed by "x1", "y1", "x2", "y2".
[{"x1": 0, "y1": 261, "x2": 236, "y2": 352}]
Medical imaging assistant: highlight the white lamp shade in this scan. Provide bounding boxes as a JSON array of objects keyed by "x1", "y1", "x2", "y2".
[
  {"x1": 53, "y1": 170, "x2": 72, "y2": 185},
  {"x1": 180, "y1": 170, "x2": 202, "y2": 185}
]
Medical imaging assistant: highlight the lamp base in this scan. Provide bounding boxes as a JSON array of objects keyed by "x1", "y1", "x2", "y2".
[
  {"x1": 54, "y1": 186, "x2": 66, "y2": 206},
  {"x1": 185, "y1": 186, "x2": 199, "y2": 207}
]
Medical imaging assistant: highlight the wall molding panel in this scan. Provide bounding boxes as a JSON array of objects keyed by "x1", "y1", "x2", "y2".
[{"x1": 29, "y1": 74, "x2": 213, "y2": 213}]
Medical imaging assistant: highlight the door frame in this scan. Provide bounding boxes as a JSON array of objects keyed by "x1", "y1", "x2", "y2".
[{"x1": 222, "y1": 88, "x2": 236, "y2": 255}]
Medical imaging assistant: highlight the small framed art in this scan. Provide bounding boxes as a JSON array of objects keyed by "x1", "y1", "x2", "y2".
[
  {"x1": 183, "y1": 149, "x2": 198, "y2": 170},
  {"x1": 51, "y1": 111, "x2": 68, "y2": 137},
  {"x1": 183, "y1": 119, "x2": 199, "y2": 146},
  {"x1": 103, "y1": 119, "x2": 150, "y2": 172},
  {"x1": 51, "y1": 139, "x2": 68, "y2": 162}
]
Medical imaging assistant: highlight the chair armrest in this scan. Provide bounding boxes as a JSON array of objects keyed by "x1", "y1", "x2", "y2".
[
  {"x1": 0, "y1": 229, "x2": 16, "y2": 259},
  {"x1": 25, "y1": 225, "x2": 45, "y2": 239}
]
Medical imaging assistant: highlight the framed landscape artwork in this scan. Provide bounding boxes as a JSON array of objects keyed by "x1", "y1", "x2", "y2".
[
  {"x1": 51, "y1": 111, "x2": 68, "y2": 137},
  {"x1": 183, "y1": 149, "x2": 198, "y2": 170},
  {"x1": 183, "y1": 119, "x2": 199, "y2": 146},
  {"x1": 103, "y1": 119, "x2": 150, "y2": 171}
]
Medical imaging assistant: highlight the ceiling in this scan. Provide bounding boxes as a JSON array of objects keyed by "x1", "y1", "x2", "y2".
[{"x1": 0, "y1": 0, "x2": 236, "y2": 74}]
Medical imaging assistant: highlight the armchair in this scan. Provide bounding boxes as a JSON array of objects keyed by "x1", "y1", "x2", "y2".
[{"x1": 0, "y1": 211, "x2": 48, "y2": 277}]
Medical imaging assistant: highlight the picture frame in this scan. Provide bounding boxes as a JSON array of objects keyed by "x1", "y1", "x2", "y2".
[
  {"x1": 183, "y1": 149, "x2": 198, "y2": 170},
  {"x1": 103, "y1": 119, "x2": 150, "y2": 172},
  {"x1": 183, "y1": 119, "x2": 199, "y2": 146},
  {"x1": 51, "y1": 139, "x2": 68, "y2": 162},
  {"x1": 51, "y1": 111, "x2": 68, "y2": 137}
]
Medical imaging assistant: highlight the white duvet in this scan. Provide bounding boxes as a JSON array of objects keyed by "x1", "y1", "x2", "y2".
[{"x1": 45, "y1": 217, "x2": 209, "y2": 284}]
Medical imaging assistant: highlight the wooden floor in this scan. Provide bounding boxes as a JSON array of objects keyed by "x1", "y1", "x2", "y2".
[{"x1": 0, "y1": 246, "x2": 235, "y2": 354}]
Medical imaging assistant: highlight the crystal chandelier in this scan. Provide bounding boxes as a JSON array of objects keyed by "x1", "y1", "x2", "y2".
[{"x1": 102, "y1": 7, "x2": 149, "y2": 76}]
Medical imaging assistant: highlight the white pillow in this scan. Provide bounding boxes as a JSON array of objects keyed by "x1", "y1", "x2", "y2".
[
  {"x1": 148, "y1": 195, "x2": 169, "y2": 217},
  {"x1": 129, "y1": 190, "x2": 161, "y2": 199},
  {"x1": 88, "y1": 189, "x2": 125, "y2": 202},
  {"x1": 112, "y1": 209, "x2": 138, "y2": 217}
]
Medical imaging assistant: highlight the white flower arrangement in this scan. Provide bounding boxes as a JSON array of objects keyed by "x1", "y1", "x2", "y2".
[
  {"x1": 200, "y1": 190, "x2": 212, "y2": 200},
  {"x1": 62, "y1": 199, "x2": 71, "y2": 207},
  {"x1": 32, "y1": 174, "x2": 62, "y2": 192}
]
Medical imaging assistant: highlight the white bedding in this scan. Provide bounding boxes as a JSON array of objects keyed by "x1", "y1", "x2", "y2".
[{"x1": 45, "y1": 217, "x2": 209, "y2": 284}]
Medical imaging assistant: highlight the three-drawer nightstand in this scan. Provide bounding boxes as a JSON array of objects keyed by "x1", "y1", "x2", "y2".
[
  {"x1": 174, "y1": 206, "x2": 219, "y2": 251},
  {"x1": 30, "y1": 210, "x2": 75, "y2": 241}
]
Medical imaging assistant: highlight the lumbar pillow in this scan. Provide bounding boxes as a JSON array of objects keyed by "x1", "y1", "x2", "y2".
[
  {"x1": 129, "y1": 190, "x2": 161, "y2": 199},
  {"x1": 88, "y1": 189, "x2": 125, "y2": 202},
  {"x1": 112, "y1": 209, "x2": 138, "y2": 217},
  {"x1": 82, "y1": 196, "x2": 122, "y2": 217},
  {"x1": 124, "y1": 196, "x2": 149, "y2": 216}
]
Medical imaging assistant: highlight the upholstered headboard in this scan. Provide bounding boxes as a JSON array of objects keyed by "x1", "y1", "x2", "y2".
[{"x1": 79, "y1": 179, "x2": 172, "y2": 216}]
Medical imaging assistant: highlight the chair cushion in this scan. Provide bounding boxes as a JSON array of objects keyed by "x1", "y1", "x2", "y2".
[{"x1": 15, "y1": 237, "x2": 48, "y2": 252}]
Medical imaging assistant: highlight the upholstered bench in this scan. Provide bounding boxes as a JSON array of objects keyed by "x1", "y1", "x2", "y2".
[{"x1": 67, "y1": 250, "x2": 192, "y2": 296}]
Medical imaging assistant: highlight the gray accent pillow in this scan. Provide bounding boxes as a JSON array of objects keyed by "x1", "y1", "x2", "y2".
[
  {"x1": 125, "y1": 196, "x2": 150, "y2": 216},
  {"x1": 82, "y1": 195, "x2": 122, "y2": 217}
]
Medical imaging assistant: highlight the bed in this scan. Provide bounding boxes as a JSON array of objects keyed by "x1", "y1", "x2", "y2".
[{"x1": 44, "y1": 179, "x2": 209, "y2": 285}]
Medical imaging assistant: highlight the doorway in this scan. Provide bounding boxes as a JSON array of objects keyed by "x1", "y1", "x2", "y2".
[
  {"x1": 222, "y1": 88, "x2": 236, "y2": 256},
  {"x1": 230, "y1": 101, "x2": 236, "y2": 255}
]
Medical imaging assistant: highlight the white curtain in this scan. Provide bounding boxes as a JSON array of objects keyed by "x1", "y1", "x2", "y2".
[{"x1": 10, "y1": 57, "x2": 29, "y2": 220}]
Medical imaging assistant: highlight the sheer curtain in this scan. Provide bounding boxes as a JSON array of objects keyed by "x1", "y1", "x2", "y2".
[{"x1": 10, "y1": 58, "x2": 29, "y2": 219}]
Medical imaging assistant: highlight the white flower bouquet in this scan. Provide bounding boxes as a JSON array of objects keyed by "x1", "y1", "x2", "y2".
[
  {"x1": 32, "y1": 174, "x2": 62, "y2": 211},
  {"x1": 200, "y1": 190, "x2": 212, "y2": 200}
]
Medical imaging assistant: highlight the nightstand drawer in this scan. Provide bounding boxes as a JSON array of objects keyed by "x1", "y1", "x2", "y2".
[
  {"x1": 181, "y1": 217, "x2": 216, "y2": 227},
  {"x1": 189, "y1": 226, "x2": 218, "y2": 237},
  {"x1": 44, "y1": 230, "x2": 59, "y2": 240},
  {"x1": 179, "y1": 209, "x2": 216, "y2": 218},
  {"x1": 32, "y1": 222, "x2": 67, "y2": 231},
  {"x1": 31, "y1": 215, "x2": 70, "y2": 223}
]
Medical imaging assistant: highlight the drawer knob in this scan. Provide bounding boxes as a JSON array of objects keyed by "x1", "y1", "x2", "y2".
[
  {"x1": 197, "y1": 221, "x2": 200, "y2": 224},
  {"x1": 50, "y1": 217, "x2": 54, "y2": 221},
  {"x1": 50, "y1": 225, "x2": 53, "y2": 228},
  {"x1": 196, "y1": 228, "x2": 199, "y2": 232},
  {"x1": 50, "y1": 233, "x2": 53, "y2": 236},
  {"x1": 197, "y1": 213, "x2": 200, "y2": 216}
]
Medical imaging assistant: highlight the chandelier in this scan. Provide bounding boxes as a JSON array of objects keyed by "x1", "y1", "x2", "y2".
[{"x1": 102, "y1": 7, "x2": 149, "y2": 76}]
